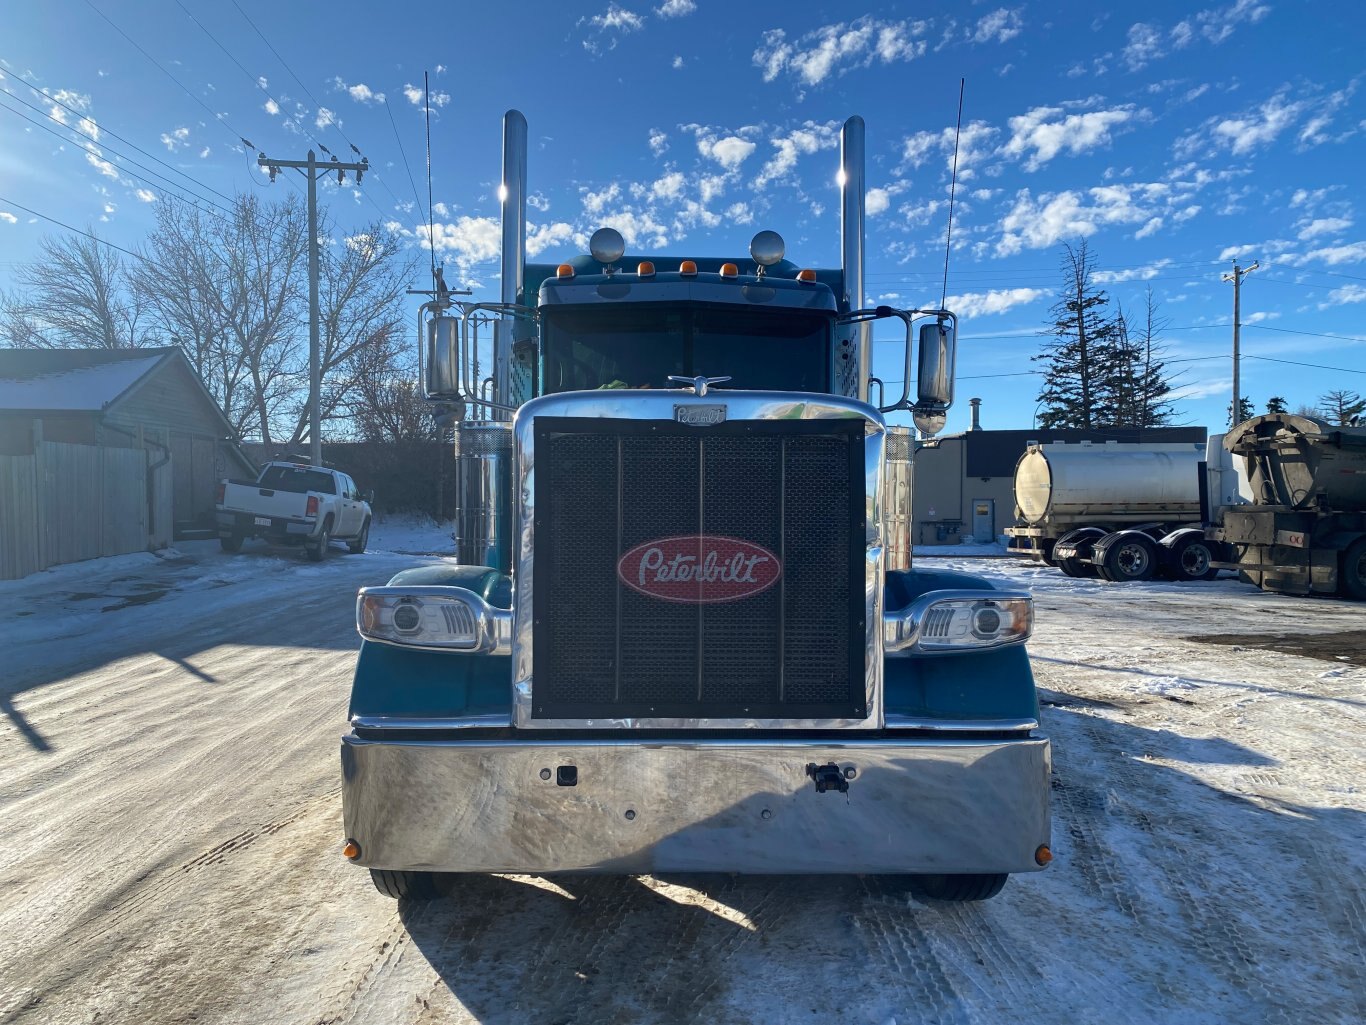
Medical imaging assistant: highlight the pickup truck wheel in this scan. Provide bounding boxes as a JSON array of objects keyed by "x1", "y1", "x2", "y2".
[
  {"x1": 912, "y1": 873, "x2": 1009, "y2": 902},
  {"x1": 219, "y1": 532, "x2": 244, "y2": 553},
  {"x1": 347, "y1": 519, "x2": 370, "y2": 555},
  {"x1": 369, "y1": 869, "x2": 452, "y2": 900},
  {"x1": 306, "y1": 519, "x2": 332, "y2": 562},
  {"x1": 1341, "y1": 537, "x2": 1366, "y2": 600}
]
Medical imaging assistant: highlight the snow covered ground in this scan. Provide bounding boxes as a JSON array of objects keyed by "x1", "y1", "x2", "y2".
[{"x1": 1, "y1": 530, "x2": 1363, "y2": 1024}]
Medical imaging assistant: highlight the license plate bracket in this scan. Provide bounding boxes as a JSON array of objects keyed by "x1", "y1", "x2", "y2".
[{"x1": 254, "y1": 516, "x2": 271, "y2": 527}]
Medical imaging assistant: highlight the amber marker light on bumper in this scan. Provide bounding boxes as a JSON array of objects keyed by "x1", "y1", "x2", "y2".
[
  {"x1": 343, "y1": 840, "x2": 361, "y2": 860},
  {"x1": 1035, "y1": 844, "x2": 1053, "y2": 866}
]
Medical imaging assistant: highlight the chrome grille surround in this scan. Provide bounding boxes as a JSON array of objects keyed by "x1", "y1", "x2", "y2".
[{"x1": 512, "y1": 390, "x2": 886, "y2": 729}]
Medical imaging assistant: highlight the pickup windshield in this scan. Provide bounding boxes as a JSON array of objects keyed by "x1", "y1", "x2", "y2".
[
  {"x1": 258, "y1": 466, "x2": 336, "y2": 494},
  {"x1": 541, "y1": 304, "x2": 831, "y2": 393}
]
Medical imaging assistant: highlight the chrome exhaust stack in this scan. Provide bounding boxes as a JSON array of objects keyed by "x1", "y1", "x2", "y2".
[
  {"x1": 496, "y1": 109, "x2": 528, "y2": 419},
  {"x1": 840, "y1": 115, "x2": 868, "y2": 403}
]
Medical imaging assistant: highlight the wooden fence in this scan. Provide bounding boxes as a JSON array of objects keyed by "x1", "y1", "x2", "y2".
[{"x1": 0, "y1": 437, "x2": 172, "y2": 581}]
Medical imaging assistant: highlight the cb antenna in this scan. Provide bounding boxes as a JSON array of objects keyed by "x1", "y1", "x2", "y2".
[{"x1": 941, "y1": 78, "x2": 965, "y2": 311}]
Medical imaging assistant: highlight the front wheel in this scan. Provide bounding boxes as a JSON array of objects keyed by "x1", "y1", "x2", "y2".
[
  {"x1": 1341, "y1": 537, "x2": 1366, "y2": 601},
  {"x1": 911, "y1": 873, "x2": 1009, "y2": 902},
  {"x1": 370, "y1": 869, "x2": 454, "y2": 900}
]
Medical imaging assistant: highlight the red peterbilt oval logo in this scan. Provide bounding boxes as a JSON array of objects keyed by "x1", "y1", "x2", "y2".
[{"x1": 617, "y1": 535, "x2": 781, "y2": 604}]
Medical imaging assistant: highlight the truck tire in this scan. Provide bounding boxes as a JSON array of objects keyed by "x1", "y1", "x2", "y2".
[
  {"x1": 306, "y1": 518, "x2": 332, "y2": 562},
  {"x1": 912, "y1": 873, "x2": 1009, "y2": 902},
  {"x1": 347, "y1": 518, "x2": 370, "y2": 555},
  {"x1": 1162, "y1": 533, "x2": 1220, "y2": 581},
  {"x1": 1098, "y1": 532, "x2": 1158, "y2": 582},
  {"x1": 1341, "y1": 537, "x2": 1366, "y2": 601},
  {"x1": 369, "y1": 869, "x2": 449, "y2": 900},
  {"x1": 219, "y1": 532, "x2": 244, "y2": 553}
]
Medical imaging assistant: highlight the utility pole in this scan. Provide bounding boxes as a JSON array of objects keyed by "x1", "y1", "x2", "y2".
[
  {"x1": 257, "y1": 149, "x2": 369, "y2": 467},
  {"x1": 1221, "y1": 259, "x2": 1258, "y2": 426}
]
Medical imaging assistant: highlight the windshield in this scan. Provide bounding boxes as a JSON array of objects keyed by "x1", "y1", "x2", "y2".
[
  {"x1": 258, "y1": 466, "x2": 336, "y2": 494},
  {"x1": 541, "y1": 304, "x2": 831, "y2": 393}
]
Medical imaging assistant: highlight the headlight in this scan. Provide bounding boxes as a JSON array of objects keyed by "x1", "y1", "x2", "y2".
[
  {"x1": 356, "y1": 585, "x2": 511, "y2": 654},
  {"x1": 884, "y1": 588, "x2": 1032, "y2": 654}
]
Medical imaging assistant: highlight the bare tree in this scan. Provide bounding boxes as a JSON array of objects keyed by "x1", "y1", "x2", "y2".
[
  {"x1": 1318, "y1": 389, "x2": 1365, "y2": 426},
  {"x1": 1, "y1": 231, "x2": 148, "y2": 348}
]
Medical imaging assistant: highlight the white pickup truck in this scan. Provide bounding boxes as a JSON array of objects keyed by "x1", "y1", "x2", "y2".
[{"x1": 215, "y1": 461, "x2": 372, "y2": 561}]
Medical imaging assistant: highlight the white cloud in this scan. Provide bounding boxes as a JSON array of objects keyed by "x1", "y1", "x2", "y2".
[
  {"x1": 264, "y1": 99, "x2": 280, "y2": 116},
  {"x1": 995, "y1": 185, "x2": 1163, "y2": 255},
  {"x1": 697, "y1": 134, "x2": 756, "y2": 169},
  {"x1": 1123, "y1": 0, "x2": 1268, "y2": 69},
  {"x1": 1298, "y1": 241, "x2": 1366, "y2": 266},
  {"x1": 1170, "y1": 377, "x2": 1233, "y2": 402},
  {"x1": 1002, "y1": 105, "x2": 1136, "y2": 170},
  {"x1": 1320, "y1": 283, "x2": 1366, "y2": 309},
  {"x1": 598, "y1": 210, "x2": 669, "y2": 249},
  {"x1": 421, "y1": 216, "x2": 502, "y2": 265},
  {"x1": 866, "y1": 180, "x2": 910, "y2": 217},
  {"x1": 135, "y1": 189, "x2": 156, "y2": 202},
  {"x1": 753, "y1": 17, "x2": 928, "y2": 88},
  {"x1": 86, "y1": 153, "x2": 120, "y2": 180},
  {"x1": 160, "y1": 126, "x2": 191, "y2": 152},
  {"x1": 432, "y1": 202, "x2": 450, "y2": 218},
  {"x1": 724, "y1": 201, "x2": 753, "y2": 225},
  {"x1": 900, "y1": 120, "x2": 999, "y2": 178},
  {"x1": 1093, "y1": 259, "x2": 1172, "y2": 283},
  {"x1": 944, "y1": 287, "x2": 1044, "y2": 317},
  {"x1": 527, "y1": 192, "x2": 551, "y2": 212},
  {"x1": 315, "y1": 107, "x2": 337, "y2": 130},
  {"x1": 753, "y1": 121, "x2": 840, "y2": 189},
  {"x1": 403, "y1": 84, "x2": 450, "y2": 107},
  {"x1": 1196, "y1": 0, "x2": 1270, "y2": 44},
  {"x1": 648, "y1": 128, "x2": 668, "y2": 156},
  {"x1": 582, "y1": 4, "x2": 644, "y2": 52},
  {"x1": 1210, "y1": 92, "x2": 1304, "y2": 154},
  {"x1": 0, "y1": 211, "x2": 17, "y2": 224},
  {"x1": 970, "y1": 8, "x2": 1024, "y2": 44},
  {"x1": 655, "y1": 0, "x2": 695, "y2": 17},
  {"x1": 1134, "y1": 217, "x2": 1163, "y2": 239},
  {"x1": 346, "y1": 81, "x2": 385, "y2": 104},
  {"x1": 648, "y1": 171, "x2": 686, "y2": 202},
  {"x1": 527, "y1": 221, "x2": 575, "y2": 257},
  {"x1": 672, "y1": 55, "x2": 684, "y2": 69},
  {"x1": 198, "y1": 146, "x2": 210, "y2": 159},
  {"x1": 582, "y1": 182, "x2": 623, "y2": 217},
  {"x1": 1298, "y1": 217, "x2": 1352, "y2": 241}
]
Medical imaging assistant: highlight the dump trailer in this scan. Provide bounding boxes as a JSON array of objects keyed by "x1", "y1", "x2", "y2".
[
  {"x1": 340, "y1": 111, "x2": 1052, "y2": 905},
  {"x1": 1211, "y1": 413, "x2": 1366, "y2": 599},
  {"x1": 1004, "y1": 441, "x2": 1231, "y2": 582}
]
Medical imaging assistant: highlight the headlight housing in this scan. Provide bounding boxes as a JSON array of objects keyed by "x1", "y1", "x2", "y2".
[
  {"x1": 356, "y1": 585, "x2": 511, "y2": 654},
  {"x1": 884, "y1": 588, "x2": 1032, "y2": 654}
]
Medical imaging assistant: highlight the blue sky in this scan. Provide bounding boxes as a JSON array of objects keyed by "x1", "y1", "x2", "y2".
[{"x1": 3, "y1": 0, "x2": 1365, "y2": 434}]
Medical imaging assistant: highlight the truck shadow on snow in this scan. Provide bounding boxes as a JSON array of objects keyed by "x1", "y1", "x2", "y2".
[{"x1": 394, "y1": 705, "x2": 1364, "y2": 1024}]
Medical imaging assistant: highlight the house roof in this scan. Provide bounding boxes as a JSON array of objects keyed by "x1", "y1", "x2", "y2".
[{"x1": 0, "y1": 347, "x2": 176, "y2": 412}]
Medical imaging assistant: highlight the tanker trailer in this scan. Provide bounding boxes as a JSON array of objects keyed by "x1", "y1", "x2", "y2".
[
  {"x1": 1210, "y1": 413, "x2": 1366, "y2": 598},
  {"x1": 1004, "y1": 441, "x2": 1226, "y2": 582}
]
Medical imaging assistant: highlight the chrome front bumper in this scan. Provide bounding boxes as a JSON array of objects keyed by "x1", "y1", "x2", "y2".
[{"x1": 340, "y1": 734, "x2": 1051, "y2": 875}]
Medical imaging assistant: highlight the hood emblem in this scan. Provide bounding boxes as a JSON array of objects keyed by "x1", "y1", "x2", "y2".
[
  {"x1": 668, "y1": 375, "x2": 731, "y2": 397},
  {"x1": 675, "y1": 403, "x2": 726, "y2": 426}
]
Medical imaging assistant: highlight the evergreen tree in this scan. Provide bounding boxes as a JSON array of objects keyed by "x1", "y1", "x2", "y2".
[
  {"x1": 1113, "y1": 287, "x2": 1173, "y2": 426},
  {"x1": 1227, "y1": 397, "x2": 1255, "y2": 426},
  {"x1": 1265, "y1": 396, "x2": 1288, "y2": 414},
  {"x1": 1034, "y1": 241, "x2": 1120, "y2": 429}
]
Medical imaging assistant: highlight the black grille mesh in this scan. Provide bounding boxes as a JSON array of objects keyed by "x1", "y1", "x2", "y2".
[{"x1": 534, "y1": 417, "x2": 865, "y2": 720}]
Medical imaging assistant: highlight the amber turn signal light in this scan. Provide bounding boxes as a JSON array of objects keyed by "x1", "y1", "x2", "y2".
[
  {"x1": 1035, "y1": 844, "x2": 1053, "y2": 866},
  {"x1": 679, "y1": 260, "x2": 698, "y2": 276},
  {"x1": 637, "y1": 260, "x2": 655, "y2": 277},
  {"x1": 719, "y1": 262, "x2": 739, "y2": 278},
  {"x1": 556, "y1": 263, "x2": 575, "y2": 279},
  {"x1": 796, "y1": 268, "x2": 817, "y2": 282},
  {"x1": 343, "y1": 840, "x2": 361, "y2": 860}
]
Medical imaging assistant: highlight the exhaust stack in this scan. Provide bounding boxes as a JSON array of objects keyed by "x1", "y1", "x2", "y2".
[
  {"x1": 496, "y1": 109, "x2": 528, "y2": 418},
  {"x1": 970, "y1": 397, "x2": 982, "y2": 431},
  {"x1": 840, "y1": 116, "x2": 867, "y2": 403}
]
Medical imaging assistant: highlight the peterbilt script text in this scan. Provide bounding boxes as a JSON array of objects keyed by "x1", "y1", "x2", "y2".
[{"x1": 617, "y1": 536, "x2": 782, "y2": 603}]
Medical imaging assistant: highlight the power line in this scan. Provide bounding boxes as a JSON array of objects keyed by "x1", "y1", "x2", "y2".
[
  {"x1": 0, "y1": 195, "x2": 150, "y2": 264},
  {"x1": 1246, "y1": 324, "x2": 1366, "y2": 344},
  {"x1": 0, "y1": 94, "x2": 235, "y2": 217},
  {"x1": 383, "y1": 97, "x2": 426, "y2": 221},
  {"x1": 14, "y1": 79, "x2": 237, "y2": 206},
  {"x1": 1243, "y1": 354, "x2": 1366, "y2": 375}
]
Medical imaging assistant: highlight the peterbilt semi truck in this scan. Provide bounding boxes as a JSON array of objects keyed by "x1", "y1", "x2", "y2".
[
  {"x1": 340, "y1": 111, "x2": 1052, "y2": 903},
  {"x1": 1211, "y1": 413, "x2": 1366, "y2": 599},
  {"x1": 1004, "y1": 440, "x2": 1233, "y2": 582}
]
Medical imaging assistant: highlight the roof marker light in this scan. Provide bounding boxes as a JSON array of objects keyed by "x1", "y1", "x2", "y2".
[
  {"x1": 637, "y1": 261, "x2": 655, "y2": 277},
  {"x1": 679, "y1": 260, "x2": 698, "y2": 276},
  {"x1": 797, "y1": 268, "x2": 817, "y2": 283},
  {"x1": 720, "y1": 263, "x2": 739, "y2": 278},
  {"x1": 556, "y1": 263, "x2": 575, "y2": 279}
]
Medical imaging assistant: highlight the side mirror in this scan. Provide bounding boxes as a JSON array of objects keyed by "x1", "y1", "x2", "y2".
[
  {"x1": 426, "y1": 315, "x2": 460, "y2": 398},
  {"x1": 916, "y1": 321, "x2": 955, "y2": 408}
]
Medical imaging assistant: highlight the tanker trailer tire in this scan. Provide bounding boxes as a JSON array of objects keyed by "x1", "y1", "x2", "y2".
[
  {"x1": 1098, "y1": 531, "x2": 1159, "y2": 582},
  {"x1": 1341, "y1": 537, "x2": 1366, "y2": 601},
  {"x1": 369, "y1": 869, "x2": 458, "y2": 900},
  {"x1": 1162, "y1": 533, "x2": 1220, "y2": 582},
  {"x1": 907, "y1": 873, "x2": 1009, "y2": 902},
  {"x1": 1055, "y1": 527, "x2": 1104, "y2": 578}
]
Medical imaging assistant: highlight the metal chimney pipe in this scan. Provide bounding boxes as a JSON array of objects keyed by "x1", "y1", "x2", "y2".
[
  {"x1": 496, "y1": 109, "x2": 528, "y2": 418},
  {"x1": 840, "y1": 116, "x2": 868, "y2": 403},
  {"x1": 969, "y1": 397, "x2": 982, "y2": 431}
]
